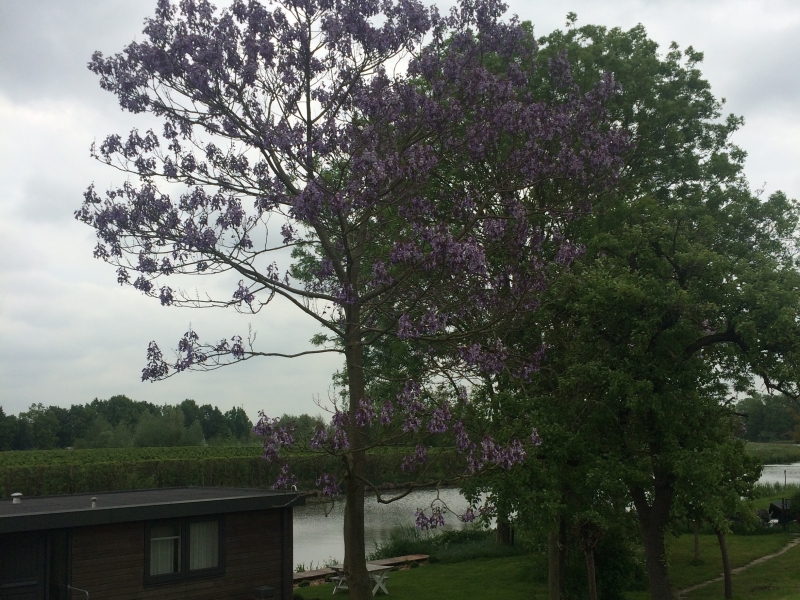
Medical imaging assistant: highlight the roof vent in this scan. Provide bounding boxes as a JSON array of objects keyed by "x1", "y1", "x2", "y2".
[
  {"x1": 91, "y1": 496, "x2": 97, "y2": 509},
  {"x1": 11, "y1": 493, "x2": 22, "y2": 504}
]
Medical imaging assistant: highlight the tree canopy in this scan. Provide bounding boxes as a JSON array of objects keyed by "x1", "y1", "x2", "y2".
[
  {"x1": 77, "y1": 1, "x2": 627, "y2": 596},
  {"x1": 460, "y1": 20, "x2": 800, "y2": 600}
]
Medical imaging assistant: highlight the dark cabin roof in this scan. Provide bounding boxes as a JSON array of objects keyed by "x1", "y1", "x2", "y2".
[
  {"x1": 0, "y1": 487, "x2": 304, "y2": 534},
  {"x1": 769, "y1": 500, "x2": 793, "y2": 516}
]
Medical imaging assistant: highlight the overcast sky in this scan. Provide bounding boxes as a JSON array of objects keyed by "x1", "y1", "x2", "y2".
[{"x1": 1, "y1": 0, "x2": 798, "y2": 421}]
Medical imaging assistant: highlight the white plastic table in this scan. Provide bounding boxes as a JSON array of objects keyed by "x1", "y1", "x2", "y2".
[{"x1": 330, "y1": 563, "x2": 392, "y2": 595}]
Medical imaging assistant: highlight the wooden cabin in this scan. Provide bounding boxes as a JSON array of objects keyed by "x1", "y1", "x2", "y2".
[{"x1": 0, "y1": 487, "x2": 303, "y2": 600}]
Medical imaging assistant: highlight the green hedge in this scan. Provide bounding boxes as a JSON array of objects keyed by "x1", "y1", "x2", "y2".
[{"x1": 0, "y1": 447, "x2": 462, "y2": 498}]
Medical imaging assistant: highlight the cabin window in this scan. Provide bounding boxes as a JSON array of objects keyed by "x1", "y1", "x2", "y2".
[
  {"x1": 150, "y1": 523, "x2": 182, "y2": 575},
  {"x1": 145, "y1": 517, "x2": 223, "y2": 584}
]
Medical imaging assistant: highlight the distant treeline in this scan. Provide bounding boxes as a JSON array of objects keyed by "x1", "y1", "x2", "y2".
[
  {"x1": 0, "y1": 395, "x2": 254, "y2": 451},
  {"x1": 737, "y1": 394, "x2": 800, "y2": 443}
]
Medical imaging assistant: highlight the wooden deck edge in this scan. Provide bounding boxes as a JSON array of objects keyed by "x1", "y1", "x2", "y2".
[
  {"x1": 292, "y1": 554, "x2": 430, "y2": 582},
  {"x1": 293, "y1": 567, "x2": 335, "y2": 582},
  {"x1": 367, "y1": 554, "x2": 430, "y2": 566}
]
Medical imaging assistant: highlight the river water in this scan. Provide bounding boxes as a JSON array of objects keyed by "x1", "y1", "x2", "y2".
[
  {"x1": 293, "y1": 462, "x2": 800, "y2": 568},
  {"x1": 759, "y1": 462, "x2": 800, "y2": 486},
  {"x1": 293, "y1": 488, "x2": 472, "y2": 569}
]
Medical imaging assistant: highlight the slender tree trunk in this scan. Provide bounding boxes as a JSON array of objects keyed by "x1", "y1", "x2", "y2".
[
  {"x1": 548, "y1": 520, "x2": 561, "y2": 600},
  {"x1": 558, "y1": 516, "x2": 567, "y2": 594},
  {"x1": 715, "y1": 528, "x2": 733, "y2": 599},
  {"x1": 579, "y1": 521, "x2": 602, "y2": 600},
  {"x1": 584, "y1": 549, "x2": 598, "y2": 600},
  {"x1": 631, "y1": 483, "x2": 674, "y2": 600},
  {"x1": 693, "y1": 520, "x2": 700, "y2": 562},
  {"x1": 342, "y1": 317, "x2": 372, "y2": 600},
  {"x1": 496, "y1": 519, "x2": 513, "y2": 546}
]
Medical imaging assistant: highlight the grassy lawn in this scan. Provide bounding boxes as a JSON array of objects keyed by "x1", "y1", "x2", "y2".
[
  {"x1": 624, "y1": 533, "x2": 795, "y2": 600},
  {"x1": 685, "y1": 539, "x2": 800, "y2": 600},
  {"x1": 293, "y1": 534, "x2": 797, "y2": 600},
  {"x1": 293, "y1": 556, "x2": 546, "y2": 600},
  {"x1": 665, "y1": 533, "x2": 793, "y2": 590}
]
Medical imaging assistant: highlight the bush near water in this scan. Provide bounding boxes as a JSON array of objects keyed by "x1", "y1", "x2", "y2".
[{"x1": 0, "y1": 446, "x2": 462, "y2": 498}]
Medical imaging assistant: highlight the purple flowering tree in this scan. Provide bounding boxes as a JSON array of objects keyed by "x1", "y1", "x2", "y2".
[{"x1": 77, "y1": 0, "x2": 625, "y2": 596}]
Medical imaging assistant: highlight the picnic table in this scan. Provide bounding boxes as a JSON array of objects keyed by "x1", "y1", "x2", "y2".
[{"x1": 330, "y1": 563, "x2": 393, "y2": 595}]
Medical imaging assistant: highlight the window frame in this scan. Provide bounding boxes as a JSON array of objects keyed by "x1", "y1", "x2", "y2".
[{"x1": 144, "y1": 515, "x2": 225, "y2": 585}]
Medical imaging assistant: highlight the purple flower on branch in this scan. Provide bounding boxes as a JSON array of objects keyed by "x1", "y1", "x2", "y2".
[
  {"x1": 141, "y1": 341, "x2": 169, "y2": 381},
  {"x1": 310, "y1": 427, "x2": 328, "y2": 450},
  {"x1": 401, "y1": 444, "x2": 428, "y2": 472},
  {"x1": 459, "y1": 507, "x2": 476, "y2": 523},
  {"x1": 316, "y1": 473, "x2": 341, "y2": 497},
  {"x1": 273, "y1": 464, "x2": 297, "y2": 490},
  {"x1": 428, "y1": 404, "x2": 451, "y2": 434},
  {"x1": 330, "y1": 410, "x2": 350, "y2": 450},
  {"x1": 254, "y1": 413, "x2": 295, "y2": 462},
  {"x1": 414, "y1": 506, "x2": 446, "y2": 531},
  {"x1": 530, "y1": 428, "x2": 543, "y2": 446},
  {"x1": 379, "y1": 400, "x2": 394, "y2": 425},
  {"x1": 355, "y1": 398, "x2": 375, "y2": 427},
  {"x1": 232, "y1": 280, "x2": 255, "y2": 306}
]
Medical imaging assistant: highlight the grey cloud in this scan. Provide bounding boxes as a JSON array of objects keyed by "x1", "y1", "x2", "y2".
[
  {"x1": 0, "y1": 0, "x2": 152, "y2": 103},
  {"x1": 17, "y1": 175, "x2": 84, "y2": 223}
]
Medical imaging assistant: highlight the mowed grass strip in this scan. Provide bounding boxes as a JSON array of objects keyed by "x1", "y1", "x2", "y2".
[
  {"x1": 666, "y1": 532, "x2": 793, "y2": 591},
  {"x1": 685, "y1": 538, "x2": 800, "y2": 600},
  {"x1": 293, "y1": 556, "x2": 546, "y2": 600}
]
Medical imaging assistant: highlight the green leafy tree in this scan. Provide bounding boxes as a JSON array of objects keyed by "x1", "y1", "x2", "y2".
[
  {"x1": 737, "y1": 393, "x2": 797, "y2": 442},
  {"x1": 0, "y1": 408, "x2": 16, "y2": 451},
  {"x1": 74, "y1": 416, "x2": 134, "y2": 448},
  {"x1": 19, "y1": 404, "x2": 61, "y2": 450},
  {"x1": 224, "y1": 407, "x2": 254, "y2": 442},
  {"x1": 133, "y1": 407, "x2": 204, "y2": 447},
  {"x1": 472, "y1": 20, "x2": 800, "y2": 600},
  {"x1": 90, "y1": 394, "x2": 157, "y2": 429}
]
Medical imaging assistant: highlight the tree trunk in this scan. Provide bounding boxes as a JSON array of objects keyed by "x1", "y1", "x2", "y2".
[
  {"x1": 631, "y1": 483, "x2": 674, "y2": 600},
  {"x1": 342, "y1": 317, "x2": 372, "y2": 600},
  {"x1": 715, "y1": 528, "x2": 733, "y2": 599},
  {"x1": 558, "y1": 515, "x2": 567, "y2": 594},
  {"x1": 693, "y1": 520, "x2": 700, "y2": 562},
  {"x1": 548, "y1": 521, "x2": 561, "y2": 600},
  {"x1": 584, "y1": 549, "x2": 598, "y2": 600},
  {"x1": 496, "y1": 519, "x2": 513, "y2": 546},
  {"x1": 578, "y1": 520, "x2": 602, "y2": 600}
]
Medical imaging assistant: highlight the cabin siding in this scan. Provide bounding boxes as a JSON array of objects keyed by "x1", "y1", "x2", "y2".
[{"x1": 69, "y1": 509, "x2": 289, "y2": 600}]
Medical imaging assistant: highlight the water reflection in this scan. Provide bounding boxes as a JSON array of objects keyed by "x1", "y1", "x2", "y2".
[
  {"x1": 293, "y1": 488, "x2": 472, "y2": 568},
  {"x1": 759, "y1": 462, "x2": 800, "y2": 486},
  {"x1": 294, "y1": 463, "x2": 800, "y2": 568}
]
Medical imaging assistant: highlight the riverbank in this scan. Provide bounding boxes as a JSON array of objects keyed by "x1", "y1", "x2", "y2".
[
  {"x1": 745, "y1": 442, "x2": 800, "y2": 465},
  {"x1": 292, "y1": 533, "x2": 800, "y2": 600}
]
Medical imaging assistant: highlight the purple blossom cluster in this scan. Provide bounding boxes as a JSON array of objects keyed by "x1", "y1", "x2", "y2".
[
  {"x1": 232, "y1": 280, "x2": 255, "y2": 306},
  {"x1": 414, "y1": 506, "x2": 446, "y2": 530},
  {"x1": 355, "y1": 398, "x2": 375, "y2": 427},
  {"x1": 453, "y1": 420, "x2": 527, "y2": 474},
  {"x1": 530, "y1": 428, "x2": 543, "y2": 446},
  {"x1": 253, "y1": 413, "x2": 295, "y2": 462},
  {"x1": 316, "y1": 473, "x2": 342, "y2": 497},
  {"x1": 401, "y1": 444, "x2": 428, "y2": 472},
  {"x1": 273, "y1": 464, "x2": 297, "y2": 490},
  {"x1": 396, "y1": 381, "x2": 424, "y2": 433}
]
